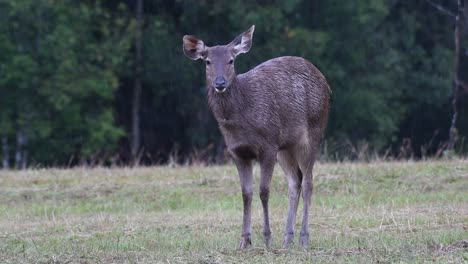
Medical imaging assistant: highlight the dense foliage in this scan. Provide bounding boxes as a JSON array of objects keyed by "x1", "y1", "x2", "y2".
[{"x1": 0, "y1": 0, "x2": 467, "y2": 166}]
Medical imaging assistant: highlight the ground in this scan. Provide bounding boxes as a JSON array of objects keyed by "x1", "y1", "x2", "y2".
[{"x1": 0, "y1": 160, "x2": 467, "y2": 263}]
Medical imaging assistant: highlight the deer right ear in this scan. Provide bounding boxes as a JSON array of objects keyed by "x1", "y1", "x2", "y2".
[{"x1": 183, "y1": 35, "x2": 206, "y2": 60}]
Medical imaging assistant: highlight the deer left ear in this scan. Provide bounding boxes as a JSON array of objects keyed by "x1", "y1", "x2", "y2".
[
  {"x1": 183, "y1": 35, "x2": 207, "y2": 60},
  {"x1": 229, "y1": 25, "x2": 255, "y2": 56}
]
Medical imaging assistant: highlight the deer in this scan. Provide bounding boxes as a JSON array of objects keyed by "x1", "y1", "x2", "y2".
[{"x1": 182, "y1": 25, "x2": 330, "y2": 249}]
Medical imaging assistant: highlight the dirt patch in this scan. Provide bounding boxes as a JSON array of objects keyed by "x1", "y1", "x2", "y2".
[{"x1": 442, "y1": 239, "x2": 468, "y2": 252}]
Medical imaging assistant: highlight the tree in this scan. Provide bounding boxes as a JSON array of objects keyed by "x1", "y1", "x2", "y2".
[
  {"x1": 426, "y1": 0, "x2": 467, "y2": 152},
  {"x1": 131, "y1": 0, "x2": 144, "y2": 164},
  {"x1": 0, "y1": 0, "x2": 134, "y2": 166},
  {"x1": 1, "y1": 0, "x2": 467, "y2": 166}
]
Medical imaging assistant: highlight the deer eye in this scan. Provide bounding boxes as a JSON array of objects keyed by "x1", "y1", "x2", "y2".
[
  {"x1": 228, "y1": 59, "x2": 234, "y2": 64},
  {"x1": 205, "y1": 60, "x2": 211, "y2": 65}
]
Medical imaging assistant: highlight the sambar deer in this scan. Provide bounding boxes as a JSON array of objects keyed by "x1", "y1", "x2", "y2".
[{"x1": 182, "y1": 25, "x2": 330, "y2": 248}]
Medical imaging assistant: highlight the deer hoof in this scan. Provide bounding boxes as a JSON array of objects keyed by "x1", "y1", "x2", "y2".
[
  {"x1": 263, "y1": 232, "x2": 272, "y2": 248},
  {"x1": 283, "y1": 233, "x2": 294, "y2": 248},
  {"x1": 239, "y1": 237, "x2": 252, "y2": 249},
  {"x1": 299, "y1": 232, "x2": 309, "y2": 248}
]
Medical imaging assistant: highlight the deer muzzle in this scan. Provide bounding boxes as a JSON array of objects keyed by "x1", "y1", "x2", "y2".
[{"x1": 214, "y1": 76, "x2": 227, "y2": 93}]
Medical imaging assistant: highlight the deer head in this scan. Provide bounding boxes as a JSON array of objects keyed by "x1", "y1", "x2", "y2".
[{"x1": 183, "y1": 25, "x2": 255, "y2": 93}]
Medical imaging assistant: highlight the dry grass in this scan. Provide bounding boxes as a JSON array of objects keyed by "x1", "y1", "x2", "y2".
[{"x1": 0, "y1": 160, "x2": 467, "y2": 263}]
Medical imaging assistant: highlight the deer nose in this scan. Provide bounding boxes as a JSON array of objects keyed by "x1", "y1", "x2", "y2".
[{"x1": 214, "y1": 76, "x2": 226, "y2": 89}]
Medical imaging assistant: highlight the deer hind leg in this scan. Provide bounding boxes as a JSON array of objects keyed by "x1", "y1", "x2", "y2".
[
  {"x1": 297, "y1": 142, "x2": 318, "y2": 248},
  {"x1": 278, "y1": 149, "x2": 302, "y2": 248}
]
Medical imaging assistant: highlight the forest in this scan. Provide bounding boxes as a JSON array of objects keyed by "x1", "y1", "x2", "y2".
[{"x1": 0, "y1": 0, "x2": 467, "y2": 167}]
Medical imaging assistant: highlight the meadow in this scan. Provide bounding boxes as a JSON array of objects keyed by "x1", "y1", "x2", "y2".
[{"x1": 0, "y1": 160, "x2": 467, "y2": 263}]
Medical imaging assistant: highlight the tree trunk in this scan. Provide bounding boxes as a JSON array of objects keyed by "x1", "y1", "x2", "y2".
[
  {"x1": 447, "y1": 0, "x2": 465, "y2": 151},
  {"x1": 2, "y1": 136, "x2": 9, "y2": 169},
  {"x1": 15, "y1": 130, "x2": 27, "y2": 169},
  {"x1": 131, "y1": 0, "x2": 144, "y2": 164},
  {"x1": 21, "y1": 151, "x2": 28, "y2": 169},
  {"x1": 465, "y1": 0, "x2": 468, "y2": 28}
]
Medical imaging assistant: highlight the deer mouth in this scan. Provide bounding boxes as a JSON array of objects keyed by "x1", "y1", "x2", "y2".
[{"x1": 215, "y1": 87, "x2": 227, "y2": 93}]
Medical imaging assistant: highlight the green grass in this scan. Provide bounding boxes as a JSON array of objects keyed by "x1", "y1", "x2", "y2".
[{"x1": 0, "y1": 160, "x2": 467, "y2": 263}]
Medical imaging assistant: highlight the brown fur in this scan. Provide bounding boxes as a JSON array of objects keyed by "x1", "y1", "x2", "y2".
[{"x1": 183, "y1": 26, "x2": 330, "y2": 249}]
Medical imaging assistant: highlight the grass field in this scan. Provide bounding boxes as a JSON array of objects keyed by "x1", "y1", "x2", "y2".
[{"x1": 0, "y1": 160, "x2": 467, "y2": 263}]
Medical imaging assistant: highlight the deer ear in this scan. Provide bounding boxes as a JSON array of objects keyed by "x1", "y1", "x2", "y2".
[
  {"x1": 183, "y1": 35, "x2": 206, "y2": 60},
  {"x1": 229, "y1": 25, "x2": 255, "y2": 56}
]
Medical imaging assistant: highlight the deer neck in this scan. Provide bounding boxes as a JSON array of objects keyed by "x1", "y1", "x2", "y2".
[{"x1": 208, "y1": 76, "x2": 247, "y2": 123}]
